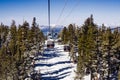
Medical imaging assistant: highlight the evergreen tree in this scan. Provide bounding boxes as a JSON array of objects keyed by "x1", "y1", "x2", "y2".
[
  {"x1": 68, "y1": 24, "x2": 75, "y2": 44},
  {"x1": 9, "y1": 20, "x2": 17, "y2": 56},
  {"x1": 61, "y1": 27, "x2": 68, "y2": 44},
  {"x1": 0, "y1": 19, "x2": 45, "y2": 80},
  {"x1": 31, "y1": 17, "x2": 38, "y2": 44},
  {"x1": 0, "y1": 23, "x2": 9, "y2": 46},
  {"x1": 77, "y1": 15, "x2": 98, "y2": 79}
]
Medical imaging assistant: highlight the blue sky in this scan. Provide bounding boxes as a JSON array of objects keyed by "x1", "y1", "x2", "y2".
[{"x1": 0, "y1": 0, "x2": 120, "y2": 27}]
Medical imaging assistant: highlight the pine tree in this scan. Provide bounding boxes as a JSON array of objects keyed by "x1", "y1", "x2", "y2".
[
  {"x1": 61, "y1": 27, "x2": 68, "y2": 44},
  {"x1": 0, "y1": 23, "x2": 9, "y2": 46},
  {"x1": 8, "y1": 20, "x2": 17, "y2": 62},
  {"x1": 77, "y1": 15, "x2": 98, "y2": 79},
  {"x1": 68, "y1": 24, "x2": 75, "y2": 44},
  {"x1": 31, "y1": 17, "x2": 38, "y2": 44},
  {"x1": 0, "y1": 19, "x2": 45, "y2": 79}
]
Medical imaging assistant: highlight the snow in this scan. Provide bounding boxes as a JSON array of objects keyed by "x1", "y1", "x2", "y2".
[
  {"x1": 34, "y1": 42, "x2": 91, "y2": 80},
  {"x1": 34, "y1": 42, "x2": 77, "y2": 80},
  {"x1": 83, "y1": 75, "x2": 91, "y2": 80}
]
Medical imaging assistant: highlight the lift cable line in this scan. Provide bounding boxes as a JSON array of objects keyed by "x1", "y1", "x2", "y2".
[
  {"x1": 56, "y1": 0, "x2": 68, "y2": 25},
  {"x1": 60, "y1": 0, "x2": 80, "y2": 25}
]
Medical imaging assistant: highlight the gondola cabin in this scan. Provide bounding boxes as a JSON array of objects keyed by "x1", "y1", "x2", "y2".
[
  {"x1": 47, "y1": 39, "x2": 55, "y2": 48},
  {"x1": 64, "y1": 44, "x2": 70, "y2": 52}
]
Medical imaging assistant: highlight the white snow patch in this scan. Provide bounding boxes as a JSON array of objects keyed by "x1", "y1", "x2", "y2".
[
  {"x1": 34, "y1": 42, "x2": 77, "y2": 80},
  {"x1": 34, "y1": 42, "x2": 91, "y2": 80}
]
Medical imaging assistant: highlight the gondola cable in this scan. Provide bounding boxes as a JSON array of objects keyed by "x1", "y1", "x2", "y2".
[{"x1": 56, "y1": 0, "x2": 68, "y2": 25}]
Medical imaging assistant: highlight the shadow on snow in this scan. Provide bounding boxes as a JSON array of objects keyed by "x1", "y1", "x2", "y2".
[
  {"x1": 41, "y1": 71, "x2": 71, "y2": 80},
  {"x1": 35, "y1": 61, "x2": 71, "y2": 67},
  {"x1": 34, "y1": 48, "x2": 73, "y2": 80}
]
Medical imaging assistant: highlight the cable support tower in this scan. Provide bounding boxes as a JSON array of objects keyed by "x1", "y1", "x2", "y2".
[{"x1": 48, "y1": 0, "x2": 50, "y2": 33}]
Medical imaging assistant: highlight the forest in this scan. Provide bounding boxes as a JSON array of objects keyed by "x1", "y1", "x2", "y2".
[
  {"x1": 0, "y1": 15, "x2": 120, "y2": 80},
  {"x1": 60, "y1": 15, "x2": 120, "y2": 80},
  {"x1": 0, "y1": 17, "x2": 45, "y2": 80}
]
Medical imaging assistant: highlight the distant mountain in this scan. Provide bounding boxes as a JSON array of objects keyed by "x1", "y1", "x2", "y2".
[{"x1": 40, "y1": 25, "x2": 64, "y2": 35}]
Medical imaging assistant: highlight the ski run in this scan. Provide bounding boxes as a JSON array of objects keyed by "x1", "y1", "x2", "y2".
[{"x1": 33, "y1": 40, "x2": 90, "y2": 80}]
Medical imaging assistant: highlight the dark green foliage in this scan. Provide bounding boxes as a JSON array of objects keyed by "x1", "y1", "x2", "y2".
[
  {"x1": 0, "y1": 23, "x2": 9, "y2": 46},
  {"x1": 60, "y1": 15, "x2": 120, "y2": 79},
  {"x1": 61, "y1": 27, "x2": 68, "y2": 44},
  {"x1": 60, "y1": 24, "x2": 77, "y2": 45},
  {"x1": 77, "y1": 15, "x2": 98, "y2": 78},
  {"x1": 0, "y1": 18, "x2": 45, "y2": 79},
  {"x1": 77, "y1": 16, "x2": 120, "y2": 79}
]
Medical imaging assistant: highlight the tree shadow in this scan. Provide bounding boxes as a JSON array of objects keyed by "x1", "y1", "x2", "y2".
[
  {"x1": 41, "y1": 71, "x2": 71, "y2": 80},
  {"x1": 35, "y1": 61, "x2": 71, "y2": 67},
  {"x1": 49, "y1": 66, "x2": 73, "y2": 75},
  {"x1": 34, "y1": 50, "x2": 63, "y2": 61},
  {"x1": 34, "y1": 47, "x2": 73, "y2": 80}
]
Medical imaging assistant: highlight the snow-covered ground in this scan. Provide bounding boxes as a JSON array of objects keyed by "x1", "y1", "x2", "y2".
[
  {"x1": 34, "y1": 43, "x2": 77, "y2": 80},
  {"x1": 34, "y1": 42, "x2": 91, "y2": 80}
]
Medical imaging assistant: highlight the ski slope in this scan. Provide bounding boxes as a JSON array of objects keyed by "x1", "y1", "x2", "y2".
[
  {"x1": 34, "y1": 43, "x2": 90, "y2": 80},
  {"x1": 34, "y1": 43, "x2": 77, "y2": 80}
]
